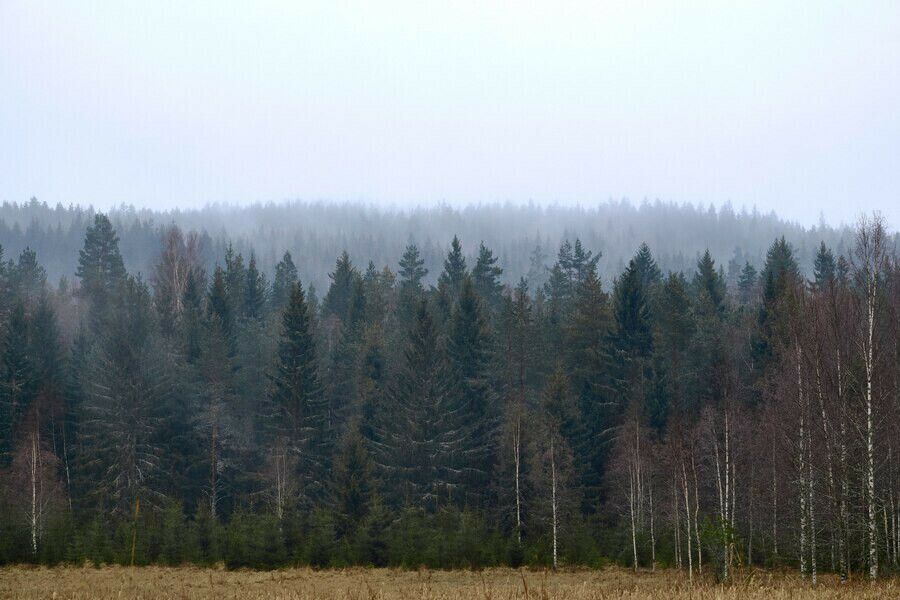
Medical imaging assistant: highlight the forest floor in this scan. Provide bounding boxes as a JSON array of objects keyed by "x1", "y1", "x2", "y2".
[{"x1": 1, "y1": 565, "x2": 899, "y2": 599}]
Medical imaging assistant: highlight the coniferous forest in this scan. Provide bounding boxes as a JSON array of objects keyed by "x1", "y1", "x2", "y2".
[{"x1": 2, "y1": 202, "x2": 900, "y2": 583}]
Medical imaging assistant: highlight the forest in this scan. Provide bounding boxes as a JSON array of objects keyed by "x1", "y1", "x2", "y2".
[{"x1": 1, "y1": 203, "x2": 899, "y2": 585}]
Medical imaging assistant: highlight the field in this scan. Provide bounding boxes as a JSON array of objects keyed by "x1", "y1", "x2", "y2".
[{"x1": 1, "y1": 566, "x2": 899, "y2": 600}]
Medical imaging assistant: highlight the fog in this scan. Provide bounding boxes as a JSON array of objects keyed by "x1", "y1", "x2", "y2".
[{"x1": 1, "y1": 1, "x2": 898, "y2": 225}]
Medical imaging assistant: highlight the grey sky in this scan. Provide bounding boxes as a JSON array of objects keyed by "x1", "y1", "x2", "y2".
[{"x1": 1, "y1": 1, "x2": 898, "y2": 226}]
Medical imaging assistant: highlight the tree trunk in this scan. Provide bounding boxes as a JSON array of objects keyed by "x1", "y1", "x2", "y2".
[{"x1": 551, "y1": 436, "x2": 558, "y2": 570}]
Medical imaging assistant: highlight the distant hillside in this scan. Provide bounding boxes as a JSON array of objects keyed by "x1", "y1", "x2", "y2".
[{"x1": 0, "y1": 197, "x2": 864, "y2": 292}]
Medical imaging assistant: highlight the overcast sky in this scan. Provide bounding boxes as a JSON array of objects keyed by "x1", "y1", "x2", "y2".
[{"x1": 1, "y1": 1, "x2": 898, "y2": 226}]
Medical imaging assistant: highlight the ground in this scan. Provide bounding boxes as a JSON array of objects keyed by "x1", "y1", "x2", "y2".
[{"x1": 1, "y1": 566, "x2": 898, "y2": 599}]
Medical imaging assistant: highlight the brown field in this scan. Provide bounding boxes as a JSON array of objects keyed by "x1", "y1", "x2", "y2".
[{"x1": 1, "y1": 566, "x2": 898, "y2": 599}]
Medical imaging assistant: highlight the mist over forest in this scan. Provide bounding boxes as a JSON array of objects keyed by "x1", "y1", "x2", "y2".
[{"x1": 0, "y1": 198, "x2": 856, "y2": 294}]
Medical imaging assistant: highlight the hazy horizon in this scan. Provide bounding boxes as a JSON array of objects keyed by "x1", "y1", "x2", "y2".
[{"x1": 2, "y1": 1, "x2": 898, "y2": 227}]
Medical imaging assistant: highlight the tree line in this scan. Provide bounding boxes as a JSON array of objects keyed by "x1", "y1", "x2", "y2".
[
  {"x1": 0, "y1": 212, "x2": 899, "y2": 580},
  {"x1": 0, "y1": 197, "x2": 852, "y2": 294}
]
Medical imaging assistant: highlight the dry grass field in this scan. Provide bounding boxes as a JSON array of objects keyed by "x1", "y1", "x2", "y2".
[{"x1": 2, "y1": 566, "x2": 900, "y2": 600}]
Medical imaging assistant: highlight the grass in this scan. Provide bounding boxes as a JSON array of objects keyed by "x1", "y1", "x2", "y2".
[{"x1": 1, "y1": 566, "x2": 899, "y2": 599}]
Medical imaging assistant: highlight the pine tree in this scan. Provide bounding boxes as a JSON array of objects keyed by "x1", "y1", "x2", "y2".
[
  {"x1": 572, "y1": 239, "x2": 600, "y2": 286},
  {"x1": 556, "y1": 240, "x2": 575, "y2": 285},
  {"x1": 398, "y1": 244, "x2": 427, "y2": 292}
]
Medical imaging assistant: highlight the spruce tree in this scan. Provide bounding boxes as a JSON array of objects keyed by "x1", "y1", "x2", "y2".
[
  {"x1": 207, "y1": 267, "x2": 233, "y2": 342},
  {"x1": 752, "y1": 237, "x2": 801, "y2": 375},
  {"x1": 472, "y1": 242, "x2": 504, "y2": 307},
  {"x1": 180, "y1": 270, "x2": 205, "y2": 363},
  {"x1": 329, "y1": 424, "x2": 378, "y2": 539},
  {"x1": 270, "y1": 281, "x2": 326, "y2": 499},
  {"x1": 10, "y1": 247, "x2": 47, "y2": 307},
  {"x1": 438, "y1": 235, "x2": 467, "y2": 297},
  {"x1": 693, "y1": 250, "x2": 726, "y2": 310},
  {"x1": 447, "y1": 276, "x2": 496, "y2": 506},
  {"x1": 813, "y1": 241, "x2": 836, "y2": 290},
  {"x1": 271, "y1": 251, "x2": 298, "y2": 313},
  {"x1": 75, "y1": 214, "x2": 126, "y2": 331},
  {"x1": 397, "y1": 244, "x2": 428, "y2": 326},
  {"x1": 223, "y1": 243, "x2": 246, "y2": 315},
  {"x1": 78, "y1": 276, "x2": 170, "y2": 516},
  {"x1": 565, "y1": 266, "x2": 610, "y2": 510},
  {"x1": 654, "y1": 273, "x2": 695, "y2": 419},
  {"x1": 0, "y1": 302, "x2": 33, "y2": 466},
  {"x1": 572, "y1": 239, "x2": 600, "y2": 286},
  {"x1": 609, "y1": 259, "x2": 654, "y2": 423},
  {"x1": 381, "y1": 299, "x2": 457, "y2": 511},
  {"x1": 633, "y1": 243, "x2": 662, "y2": 290},
  {"x1": 324, "y1": 251, "x2": 356, "y2": 323},
  {"x1": 243, "y1": 253, "x2": 268, "y2": 320},
  {"x1": 737, "y1": 261, "x2": 758, "y2": 305}
]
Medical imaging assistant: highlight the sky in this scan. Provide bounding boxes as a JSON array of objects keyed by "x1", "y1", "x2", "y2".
[{"x1": 1, "y1": 1, "x2": 898, "y2": 227}]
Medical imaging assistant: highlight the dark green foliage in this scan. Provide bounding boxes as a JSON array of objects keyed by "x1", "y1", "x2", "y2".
[
  {"x1": 329, "y1": 424, "x2": 378, "y2": 538},
  {"x1": 78, "y1": 276, "x2": 172, "y2": 516},
  {"x1": 472, "y1": 242, "x2": 504, "y2": 307},
  {"x1": 737, "y1": 261, "x2": 758, "y2": 305},
  {"x1": 271, "y1": 251, "x2": 298, "y2": 313},
  {"x1": 693, "y1": 250, "x2": 726, "y2": 310},
  {"x1": 632, "y1": 243, "x2": 661, "y2": 290},
  {"x1": 324, "y1": 251, "x2": 356, "y2": 322},
  {"x1": 752, "y1": 237, "x2": 801, "y2": 375},
  {"x1": 3, "y1": 212, "x2": 896, "y2": 573},
  {"x1": 76, "y1": 214, "x2": 126, "y2": 330},
  {"x1": 813, "y1": 241, "x2": 836, "y2": 290},
  {"x1": 380, "y1": 300, "x2": 457, "y2": 511},
  {"x1": 438, "y1": 235, "x2": 467, "y2": 296},
  {"x1": 243, "y1": 253, "x2": 268, "y2": 320},
  {"x1": 446, "y1": 276, "x2": 497, "y2": 506},
  {"x1": 270, "y1": 281, "x2": 326, "y2": 498},
  {"x1": 206, "y1": 267, "x2": 233, "y2": 340},
  {"x1": 0, "y1": 302, "x2": 34, "y2": 465}
]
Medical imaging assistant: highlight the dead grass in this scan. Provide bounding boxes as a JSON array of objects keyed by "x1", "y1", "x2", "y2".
[{"x1": 0, "y1": 565, "x2": 898, "y2": 599}]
